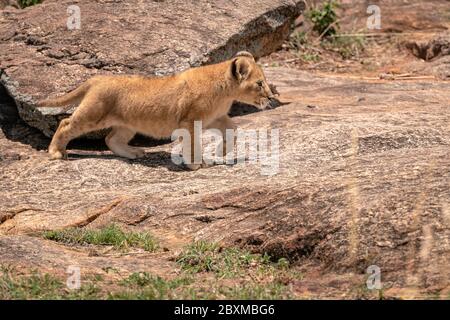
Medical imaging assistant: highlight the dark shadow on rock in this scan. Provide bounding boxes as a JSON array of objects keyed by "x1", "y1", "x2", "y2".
[
  {"x1": 405, "y1": 32, "x2": 450, "y2": 61},
  {"x1": 68, "y1": 150, "x2": 186, "y2": 172},
  {"x1": 0, "y1": 84, "x2": 51, "y2": 150},
  {"x1": 229, "y1": 102, "x2": 261, "y2": 117},
  {"x1": 229, "y1": 98, "x2": 288, "y2": 117},
  {"x1": 67, "y1": 134, "x2": 171, "y2": 152},
  {"x1": 68, "y1": 150, "x2": 241, "y2": 172}
]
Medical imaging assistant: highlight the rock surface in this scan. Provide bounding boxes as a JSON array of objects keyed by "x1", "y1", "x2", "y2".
[
  {"x1": 0, "y1": 0, "x2": 305, "y2": 137},
  {"x1": 1, "y1": 67, "x2": 449, "y2": 297}
]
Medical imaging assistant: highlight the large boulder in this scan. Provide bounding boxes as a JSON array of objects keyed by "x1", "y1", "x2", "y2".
[{"x1": 0, "y1": 0, "x2": 305, "y2": 137}]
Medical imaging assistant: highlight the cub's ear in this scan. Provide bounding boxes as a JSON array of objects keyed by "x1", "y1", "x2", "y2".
[
  {"x1": 234, "y1": 51, "x2": 255, "y2": 61},
  {"x1": 231, "y1": 57, "x2": 251, "y2": 82}
]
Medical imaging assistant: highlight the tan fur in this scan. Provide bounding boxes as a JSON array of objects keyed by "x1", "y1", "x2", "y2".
[{"x1": 38, "y1": 51, "x2": 274, "y2": 170}]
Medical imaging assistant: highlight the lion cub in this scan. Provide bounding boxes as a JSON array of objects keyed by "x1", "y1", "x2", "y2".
[{"x1": 38, "y1": 51, "x2": 274, "y2": 170}]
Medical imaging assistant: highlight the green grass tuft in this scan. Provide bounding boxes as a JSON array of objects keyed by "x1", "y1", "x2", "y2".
[
  {"x1": 0, "y1": 266, "x2": 101, "y2": 300},
  {"x1": 18, "y1": 0, "x2": 42, "y2": 8},
  {"x1": 176, "y1": 241, "x2": 290, "y2": 278},
  {"x1": 323, "y1": 35, "x2": 366, "y2": 59},
  {"x1": 43, "y1": 224, "x2": 158, "y2": 252},
  {"x1": 176, "y1": 241, "x2": 260, "y2": 277}
]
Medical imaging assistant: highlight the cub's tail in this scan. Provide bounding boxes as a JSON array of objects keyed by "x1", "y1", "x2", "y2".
[{"x1": 38, "y1": 80, "x2": 91, "y2": 108}]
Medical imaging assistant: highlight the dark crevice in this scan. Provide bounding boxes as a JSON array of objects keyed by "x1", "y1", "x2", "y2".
[
  {"x1": 405, "y1": 36, "x2": 450, "y2": 61},
  {"x1": 1, "y1": 83, "x2": 51, "y2": 149}
]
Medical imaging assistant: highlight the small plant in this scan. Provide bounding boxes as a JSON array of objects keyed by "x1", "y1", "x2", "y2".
[
  {"x1": 301, "y1": 52, "x2": 321, "y2": 62},
  {"x1": 176, "y1": 241, "x2": 270, "y2": 277},
  {"x1": 175, "y1": 241, "x2": 297, "y2": 279},
  {"x1": 308, "y1": 0, "x2": 339, "y2": 37},
  {"x1": 288, "y1": 31, "x2": 322, "y2": 63},
  {"x1": 43, "y1": 224, "x2": 158, "y2": 252},
  {"x1": 322, "y1": 35, "x2": 366, "y2": 59},
  {"x1": 276, "y1": 257, "x2": 290, "y2": 269},
  {"x1": 289, "y1": 31, "x2": 309, "y2": 50},
  {"x1": 121, "y1": 272, "x2": 190, "y2": 289},
  {"x1": 18, "y1": 0, "x2": 42, "y2": 8}
]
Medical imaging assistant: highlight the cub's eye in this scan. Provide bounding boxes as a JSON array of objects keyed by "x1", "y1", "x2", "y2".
[{"x1": 256, "y1": 80, "x2": 263, "y2": 87}]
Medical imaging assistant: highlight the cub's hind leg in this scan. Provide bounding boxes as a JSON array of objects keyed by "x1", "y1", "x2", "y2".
[
  {"x1": 105, "y1": 127, "x2": 144, "y2": 159},
  {"x1": 49, "y1": 118, "x2": 72, "y2": 159},
  {"x1": 48, "y1": 96, "x2": 110, "y2": 160},
  {"x1": 49, "y1": 117, "x2": 106, "y2": 160}
]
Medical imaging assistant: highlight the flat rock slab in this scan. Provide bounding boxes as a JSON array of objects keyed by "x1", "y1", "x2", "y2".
[
  {"x1": 0, "y1": 0, "x2": 305, "y2": 137},
  {"x1": 1, "y1": 67, "x2": 449, "y2": 295}
]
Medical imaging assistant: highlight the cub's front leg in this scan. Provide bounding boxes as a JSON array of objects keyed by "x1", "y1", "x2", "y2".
[
  {"x1": 206, "y1": 115, "x2": 237, "y2": 158},
  {"x1": 178, "y1": 120, "x2": 209, "y2": 171}
]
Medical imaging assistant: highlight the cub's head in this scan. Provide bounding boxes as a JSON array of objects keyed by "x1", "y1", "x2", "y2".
[{"x1": 230, "y1": 51, "x2": 275, "y2": 109}]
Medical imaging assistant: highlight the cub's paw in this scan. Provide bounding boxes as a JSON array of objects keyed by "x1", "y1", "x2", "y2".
[
  {"x1": 185, "y1": 163, "x2": 202, "y2": 171},
  {"x1": 131, "y1": 148, "x2": 146, "y2": 159},
  {"x1": 49, "y1": 150, "x2": 68, "y2": 160},
  {"x1": 184, "y1": 161, "x2": 213, "y2": 171}
]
